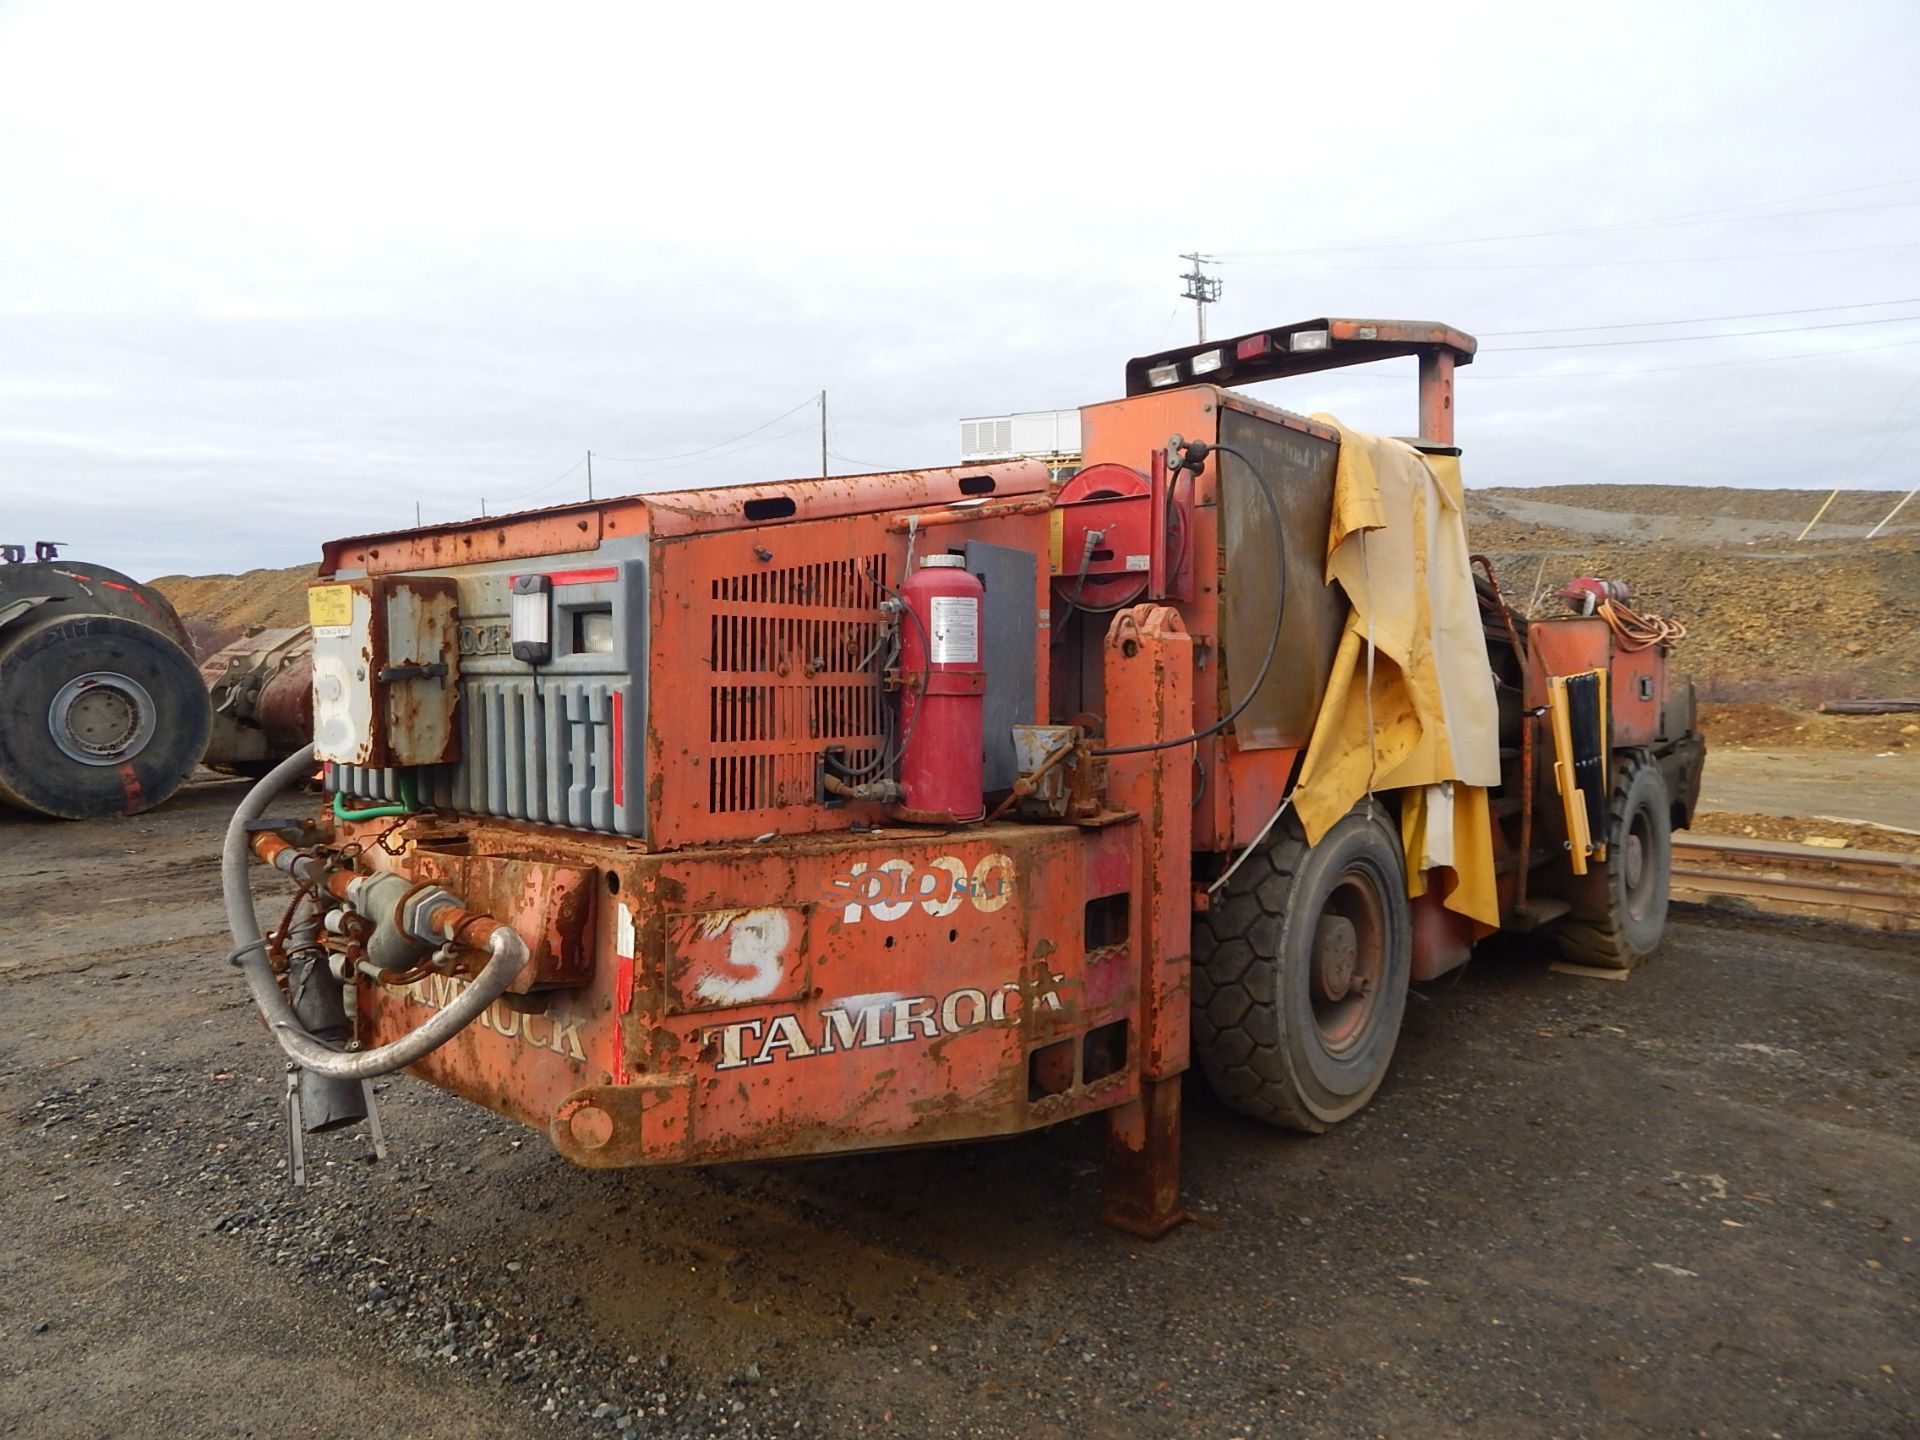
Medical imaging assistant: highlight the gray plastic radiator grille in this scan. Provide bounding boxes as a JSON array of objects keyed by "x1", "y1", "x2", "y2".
[{"x1": 332, "y1": 677, "x2": 636, "y2": 836}]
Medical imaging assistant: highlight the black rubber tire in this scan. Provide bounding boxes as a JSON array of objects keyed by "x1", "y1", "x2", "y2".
[
  {"x1": 1553, "y1": 754, "x2": 1672, "y2": 971},
  {"x1": 0, "y1": 610, "x2": 212, "y2": 819},
  {"x1": 1192, "y1": 802, "x2": 1412, "y2": 1132}
]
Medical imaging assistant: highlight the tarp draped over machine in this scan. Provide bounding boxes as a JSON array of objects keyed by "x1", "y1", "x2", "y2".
[{"x1": 1292, "y1": 419, "x2": 1503, "y2": 934}]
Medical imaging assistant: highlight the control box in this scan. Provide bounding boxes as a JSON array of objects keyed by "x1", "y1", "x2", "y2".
[{"x1": 309, "y1": 575, "x2": 462, "y2": 768}]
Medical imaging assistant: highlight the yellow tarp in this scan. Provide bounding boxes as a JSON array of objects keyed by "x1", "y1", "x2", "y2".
[{"x1": 1292, "y1": 419, "x2": 1503, "y2": 934}]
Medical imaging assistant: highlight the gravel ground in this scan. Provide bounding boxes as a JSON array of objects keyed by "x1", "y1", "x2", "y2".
[{"x1": 1, "y1": 783, "x2": 1915, "y2": 1439}]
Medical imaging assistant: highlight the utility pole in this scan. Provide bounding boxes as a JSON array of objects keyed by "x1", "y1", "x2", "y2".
[
  {"x1": 1179, "y1": 252, "x2": 1223, "y2": 342},
  {"x1": 586, "y1": 449, "x2": 594, "y2": 500},
  {"x1": 820, "y1": 391, "x2": 829, "y2": 478}
]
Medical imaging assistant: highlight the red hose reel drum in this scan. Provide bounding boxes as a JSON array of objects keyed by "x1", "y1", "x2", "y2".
[{"x1": 1051, "y1": 462, "x2": 1153, "y2": 613}]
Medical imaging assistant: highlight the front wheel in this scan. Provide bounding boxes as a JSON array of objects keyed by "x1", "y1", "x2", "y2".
[
  {"x1": 1192, "y1": 802, "x2": 1412, "y2": 1132},
  {"x1": 1553, "y1": 754, "x2": 1672, "y2": 971}
]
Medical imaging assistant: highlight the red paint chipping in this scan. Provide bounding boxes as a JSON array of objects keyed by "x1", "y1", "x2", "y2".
[
  {"x1": 117, "y1": 762, "x2": 144, "y2": 811},
  {"x1": 611, "y1": 692, "x2": 624, "y2": 806}
]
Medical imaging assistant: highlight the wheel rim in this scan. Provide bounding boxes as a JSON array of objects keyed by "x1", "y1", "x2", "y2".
[
  {"x1": 1309, "y1": 868, "x2": 1386, "y2": 1052},
  {"x1": 1624, "y1": 803, "x2": 1656, "y2": 922},
  {"x1": 47, "y1": 671, "x2": 157, "y2": 766}
]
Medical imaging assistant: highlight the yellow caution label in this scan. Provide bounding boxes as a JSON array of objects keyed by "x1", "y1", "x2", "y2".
[
  {"x1": 1048, "y1": 508, "x2": 1064, "y2": 575},
  {"x1": 308, "y1": 584, "x2": 354, "y2": 630}
]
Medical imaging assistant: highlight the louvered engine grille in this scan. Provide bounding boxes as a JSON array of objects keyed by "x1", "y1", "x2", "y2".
[{"x1": 706, "y1": 554, "x2": 888, "y2": 814}]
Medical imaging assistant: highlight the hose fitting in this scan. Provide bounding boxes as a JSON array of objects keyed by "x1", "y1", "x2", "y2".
[{"x1": 223, "y1": 745, "x2": 530, "y2": 1081}]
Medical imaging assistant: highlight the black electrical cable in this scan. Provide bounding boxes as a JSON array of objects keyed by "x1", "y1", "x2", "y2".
[
  {"x1": 827, "y1": 567, "x2": 931, "y2": 783},
  {"x1": 1091, "y1": 441, "x2": 1286, "y2": 758}
]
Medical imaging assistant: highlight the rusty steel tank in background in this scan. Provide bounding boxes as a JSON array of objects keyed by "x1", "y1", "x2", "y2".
[{"x1": 199, "y1": 626, "x2": 315, "y2": 776}]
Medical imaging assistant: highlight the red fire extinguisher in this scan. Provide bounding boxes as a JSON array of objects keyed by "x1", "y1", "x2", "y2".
[{"x1": 897, "y1": 554, "x2": 985, "y2": 823}]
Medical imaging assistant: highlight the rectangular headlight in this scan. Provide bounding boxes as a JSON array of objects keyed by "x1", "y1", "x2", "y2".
[
  {"x1": 1146, "y1": 362, "x2": 1182, "y2": 388},
  {"x1": 1289, "y1": 330, "x2": 1331, "y2": 352},
  {"x1": 1190, "y1": 348, "x2": 1224, "y2": 376},
  {"x1": 510, "y1": 573, "x2": 552, "y2": 666}
]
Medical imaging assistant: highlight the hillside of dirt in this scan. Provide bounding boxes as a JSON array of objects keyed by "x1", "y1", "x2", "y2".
[
  {"x1": 1464, "y1": 486, "x2": 1918, "y2": 701},
  {"x1": 150, "y1": 487, "x2": 1919, "y2": 702},
  {"x1": 149, "y1": 564, "x2": 317, "y2": 657}
]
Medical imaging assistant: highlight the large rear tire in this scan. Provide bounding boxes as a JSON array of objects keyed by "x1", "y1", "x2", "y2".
[
  {"x1": 1553, "y1": 754, "x2": 1672, "y2": 971},
  {"x1": 0, "y1": 611, "x2": 212, "y2": 819},
  {"x1": 1192, "y1": 802, "x2": 1412, "y2": 1132}
]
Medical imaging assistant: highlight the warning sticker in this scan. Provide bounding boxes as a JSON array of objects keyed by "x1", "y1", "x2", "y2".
[
  {"x1": 308, "y1": 584, "x2": 354, "y2": 637},
  {"x1": 928, "y1": 595, "x2": 980, "y2": 665}
]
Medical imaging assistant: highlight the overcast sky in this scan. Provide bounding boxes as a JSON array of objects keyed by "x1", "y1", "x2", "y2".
[{"x1": 2, "y1": 0, "x2": 1916, "y2": 579}]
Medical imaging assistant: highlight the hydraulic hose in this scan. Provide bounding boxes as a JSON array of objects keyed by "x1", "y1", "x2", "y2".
[
  {"x1": 223, "y1": 744, "x2": 529, "y2": 1081},
  {"x1": 1091, "y1": 441, "x2": 1287, "y2": 757}
]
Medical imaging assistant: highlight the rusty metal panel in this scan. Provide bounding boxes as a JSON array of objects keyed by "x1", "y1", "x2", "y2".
[
  {"x1": 318, "y1": 461, "x2": 1052, "y2": 577},
  {"x1": 1610, "y1": 647, "x2": 1664, "y2": 747},
  {"x1": 1100, "y1": 606, "x2": 1194, "y2": 1080},
  {"x1": 354, "y1": 819, "x2": 1147, "y2": 1168},
  {"x1": 664, "y1": 906, "x2": 811, "y2": 1014},
  {"x1": 1216, "y1": 408, "x2": 1345, "y2": 749},
  {"x1": 335, "y1": 557, "x2": 646, "y2": 837},
  {"x1": 310, "y1": 574, "x2": 461, "y2": 767},
  {"x1": 406, "y1": 846, "x2": 595, "y2": 991},
  {"x1": 1528, "y1": 619, "x2": 1614, "y2": 687},
  {"x1": 383, "y1": 577, "x2": 461, "y2": 763},
  {"x1": 645, "y1": 506, "x2": 1051, "y2": 848}
]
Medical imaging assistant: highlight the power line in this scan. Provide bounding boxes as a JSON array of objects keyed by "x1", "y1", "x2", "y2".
[
  {"x1": 1205, "y1": 240, "x2": 1920, "y2": 271},
  {"x1": 827, "y1": 448, "x2": 902, "y2": 471},
  {"x1": 1851, "y1": 378, "x2": 1920, "y2": 483},
  {"x1": 1486, "y1": 312, "x2": 1920, "y2": 353},
  {"x1": 1795, "y1": 368, "x2": 1920, "y2": 542},
  {"x1": 605, "y1": 419, "x2": 820, "y2": 486},
  {"x1": 1205, "y1": 199, "x2": 1920, "y2": 257},
  {"x1": 500, "y1": 453, "x2": 588, "y2": 505},
  {"x1": 593, "y1": 393, "x2": 821, "y2": 466},
  {"x1": 1468, "y1": 334, "x2": 1920, "y2": 380},
  {"x1": 1483, "y1": 296, "x2": 1920, "y2": 337},
  {"x1": 1202, "y1": 177, "x2": 1920, "y2": 257}
]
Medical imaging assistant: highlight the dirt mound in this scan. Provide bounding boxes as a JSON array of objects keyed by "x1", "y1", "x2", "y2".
[
  {"x1": 1466, "y1": 481, "x2": 1919, "y2": 701},
  {"x1": 1700, "y1": 701, "x2": 1918, "y2": 751},
  {"x1": 149, "y1": 564, "x2": 315, "y2": 658},
  {"x1": 148, "y1": 488, "x2": 1920, "y2": 699},
  {"x1": 1689, "y1": 809, "x2": 1920, "y2": 856},
  {"x1": 1474, "y1": 485, "x2": 1909, "y2": 530}
]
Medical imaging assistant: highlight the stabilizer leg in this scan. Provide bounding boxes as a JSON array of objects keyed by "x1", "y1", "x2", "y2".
[{"x1": 1099, "y1": 1074, "x2": 1186, "y2": 1240}]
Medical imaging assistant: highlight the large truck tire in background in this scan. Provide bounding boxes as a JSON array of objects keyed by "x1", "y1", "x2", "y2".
[{"x1": 0, "y1": 558, "x2": 214, "y2": 819}]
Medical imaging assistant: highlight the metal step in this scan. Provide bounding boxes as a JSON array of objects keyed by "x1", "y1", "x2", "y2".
[
  {"x1": 1506, "y1": 897, "x2": 1572, "y2": 931},
  {"x1": 1496, "y1": 846, "x2": 1559, "y2": 875}
]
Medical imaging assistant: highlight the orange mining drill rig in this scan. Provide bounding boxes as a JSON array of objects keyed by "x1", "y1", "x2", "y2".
[{"x1": 224, "y1": 319, "x2": 1705, "y2": 1233}]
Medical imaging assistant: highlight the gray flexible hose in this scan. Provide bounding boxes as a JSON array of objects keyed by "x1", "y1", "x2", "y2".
[{"x1": 223, "y1": 743, "x2": 530, "y2": 1080}]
